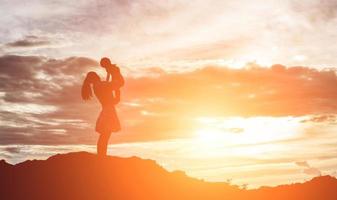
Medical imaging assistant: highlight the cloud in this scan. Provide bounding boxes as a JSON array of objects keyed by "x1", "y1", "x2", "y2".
[
  {"x1": 295, "y1": 161, "x2": 321, "y2": 176},
  {"x1": 4, "y1": 146, "x2": 21, "y2": 154},
  {"x1": 6, "y1": 35, "x2": 51, "y2": 48},
  {"x1": 303, "y1": 167, "x2": 321, "y2": 176},
  {"x1": 1, "y1": 0, "x2": 337, "y2": 67},
  {"x1": 0, "y1": 54, "x2": 337, "y2": 145},
  {"x1": 124, "y1": 64, "x2": 337, "y2": 117},
  {"x1": 291, "y1": 0, "x2": 337, "y2": 22},
  {"x1": 301, "y1": 114, "x2": 337, "y2": 124},
  {"x1": 0, "y1": 55, "x2": 97, "y2": 145},
  {"x1": 295, "y1": 161, "x2": 310, "y2": 168}
]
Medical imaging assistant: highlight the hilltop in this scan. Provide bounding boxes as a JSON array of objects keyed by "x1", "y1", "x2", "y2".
[{"x1": 0, "y1": 152, "x2": 336, "y2": 200}]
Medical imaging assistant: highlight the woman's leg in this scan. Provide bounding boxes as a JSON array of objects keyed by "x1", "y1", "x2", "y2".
[{"x1": 97, "y1": 131, "x2": 112, "y2": 157}]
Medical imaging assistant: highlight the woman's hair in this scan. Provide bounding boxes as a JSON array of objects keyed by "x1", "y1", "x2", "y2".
[{"x1": 81, "y1": 71, "x2": 100, "y2": 100}]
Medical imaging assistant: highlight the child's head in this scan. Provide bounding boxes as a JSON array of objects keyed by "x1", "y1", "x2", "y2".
[{"x1": 100, "y1": 57, "x2": 111, "y2": 69}]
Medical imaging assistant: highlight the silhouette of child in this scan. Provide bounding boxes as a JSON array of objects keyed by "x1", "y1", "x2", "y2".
[{"x1": 100, "y1": 57, "x2": 124, "y2": 103}]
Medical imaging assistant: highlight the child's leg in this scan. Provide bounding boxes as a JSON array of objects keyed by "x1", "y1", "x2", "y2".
[{"x1": 106, "y1": 72, "x2": 111, "y2": 82}]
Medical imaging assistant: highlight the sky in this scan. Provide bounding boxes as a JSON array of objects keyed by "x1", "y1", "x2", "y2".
[{"x1": 0, "y1": 0, "x2": 337, "y2": 188}]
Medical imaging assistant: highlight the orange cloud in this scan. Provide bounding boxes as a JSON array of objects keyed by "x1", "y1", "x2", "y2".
[
  {"x1": 124, "y1": 64, "x2": 337, "y2": 116},
  {"x1": 0, "y1": 55, "x2": 336, "y2": 144}
]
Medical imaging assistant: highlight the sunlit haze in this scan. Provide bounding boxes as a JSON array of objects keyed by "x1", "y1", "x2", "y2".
[{"x1": 1, "y1": 0, "x2": 337, "y2": 189}]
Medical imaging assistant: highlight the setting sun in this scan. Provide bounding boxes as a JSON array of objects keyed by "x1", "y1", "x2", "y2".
[
  {"x1": 195, "y1": 117, "x2": 303, "y2": 145},
  {"x1": 1, "y1": 0, "x2": 337, "y2": 199}
]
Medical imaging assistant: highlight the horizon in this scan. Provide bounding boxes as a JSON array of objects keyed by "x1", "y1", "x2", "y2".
[
  {"x1": 2, "y1": 149, "x2": 337, "y2": 190},
  {"x1": 1, "y1": 0, "x2": 337, "y2": 190}
]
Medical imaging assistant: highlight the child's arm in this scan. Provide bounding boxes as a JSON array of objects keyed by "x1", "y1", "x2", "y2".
[
  {"x1": 106, "y1": 72, "x2": 111, "y2": 82},
  {"x1": 105, "y1": 64, "x2": 115, "y2": 82}
]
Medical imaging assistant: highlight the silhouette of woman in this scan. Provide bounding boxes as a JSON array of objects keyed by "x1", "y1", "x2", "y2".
[{"x1": 81, "y1": 71, "x2": 123, "y2": 157}]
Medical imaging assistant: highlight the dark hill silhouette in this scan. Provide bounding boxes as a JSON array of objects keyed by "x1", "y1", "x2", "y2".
[{"x1": 0, "y1": 152, "x2": 336, "y2": 200}]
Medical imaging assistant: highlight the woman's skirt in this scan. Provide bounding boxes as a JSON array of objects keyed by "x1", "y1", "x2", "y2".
[{"x1": 95, "y1": 107, "x2": 121, "y2": 134}]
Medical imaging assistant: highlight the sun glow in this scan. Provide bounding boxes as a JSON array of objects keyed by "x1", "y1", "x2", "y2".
[{"x1": 193, "y1": 117, "x2": 304, "y2": 157}]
